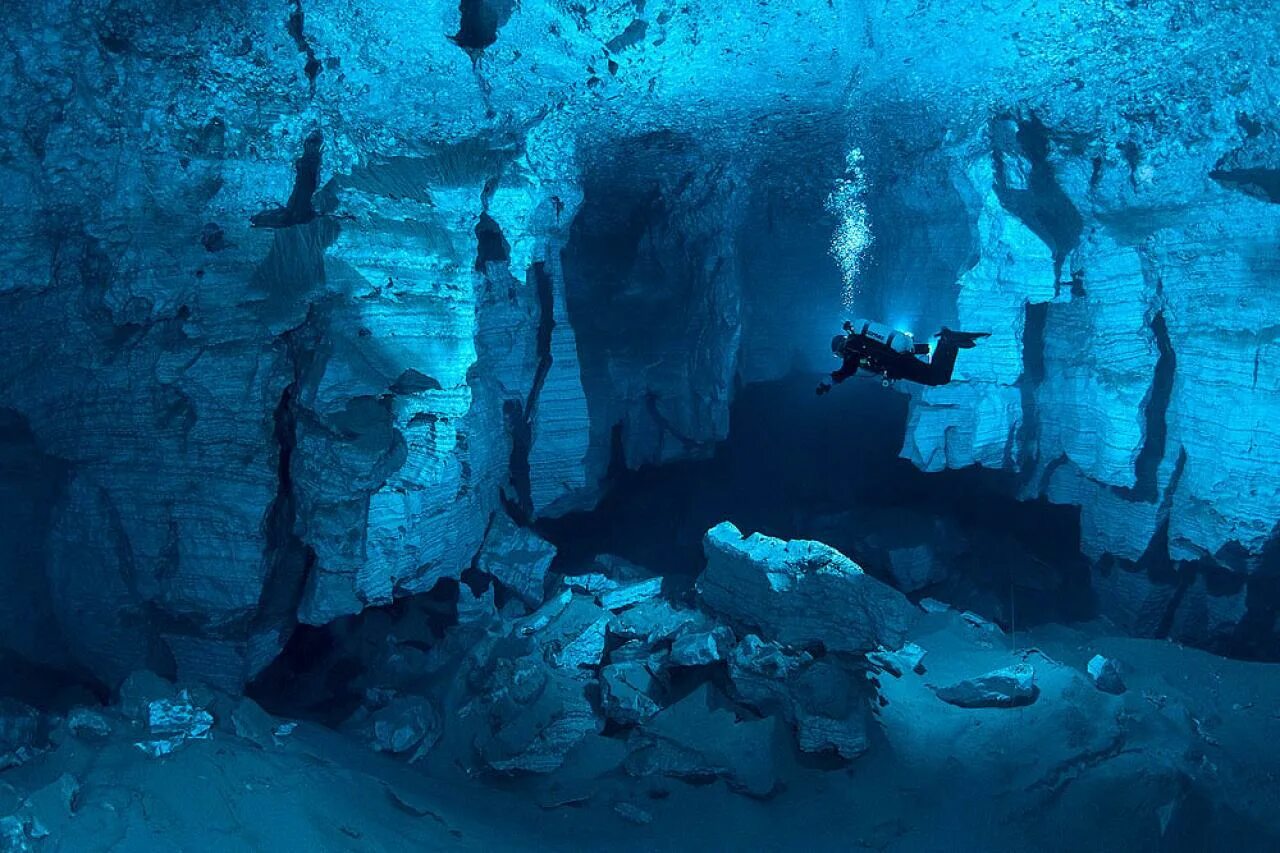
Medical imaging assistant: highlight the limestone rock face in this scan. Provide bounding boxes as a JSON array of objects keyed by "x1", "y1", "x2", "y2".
[
  {"x1": 892, "y1": 124, "x2": 1280, "y2": 600},
  {"x1": 2, "y1": 0, "x2": 1277, "y2": 685},
  {"x1": 474, "y1": 514, "x2": 556, "y2": 608},
  {"x1": 600, "y1": 662, "x2": 661, "y2": 725},
  {"x1": 902, "y1": 159, "x2": 1057, "y2": 473},
  {"x1": 0, "y1": 0, "x2": 852, "y2": 685},
  {"x1": 670, "y1": 626, "x2": 734, "y2": 667},
  {"x1": 698, "y1": 522, "x2": 916, "y2": 654},
  {"x1": 867, "y1": 5, "x2": 1280, "y2": 584}
]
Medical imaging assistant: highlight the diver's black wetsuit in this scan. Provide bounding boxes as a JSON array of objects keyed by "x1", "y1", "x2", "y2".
[
  {"x1": 829, "y1": 333, "x2": 865, "y2": 383},
  {"x1": 818, "y1": 327, "x2": 988, "y2": 393},
  {"x1": 888, "y1": 328, "x2": 979, "y2": 386}
]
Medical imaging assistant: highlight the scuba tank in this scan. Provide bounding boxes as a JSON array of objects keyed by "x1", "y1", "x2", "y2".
[{"x1": 849, "y1": 318, "x2": 917, "y2": 355}]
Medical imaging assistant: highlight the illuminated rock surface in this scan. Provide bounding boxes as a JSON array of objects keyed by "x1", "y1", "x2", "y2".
[
  {"x1": 1, "y1": 598, "x2": 1278, "y2": 851},
  {"x1": 1, "y1": 0, "x2": 1275, "y2": 682},
  {"x1": 930, "y1": 662, "x2": 1037, "y2": 708},
  {"x1": 2, "y1": 0, "x2": 1280, "y2": 847},
  {"x1": 0, "y1": 0, "x2": 852, "y2": 684},
  {"x1": 699, "y1": 522, "x2": 916, "y2": 654}
]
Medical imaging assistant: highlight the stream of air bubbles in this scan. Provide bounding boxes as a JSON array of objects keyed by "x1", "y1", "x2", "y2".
[{"x1": 825, "y1": 147, "x2": 872, "y2": 311}]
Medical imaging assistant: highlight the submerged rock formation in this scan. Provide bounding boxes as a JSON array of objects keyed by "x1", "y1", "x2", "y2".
[
  {"x1": 1, "y1": 0, "x2": 1278, "y2": 684},
  {"x1": 931, "y1": 663, "x2": 1037, "y2": 709},
  {"x1": 853, "y1": 3, "x2": 1280, "y2": 606},
  {"x1": 699, "y1": 522, "x2": 916, "y2": 654},
  {"x1": 0, "y1": 0, "x2": 851, "y2": 685},
  {"x1": 4, "y1": 0, "x2": 1280, "y2": 847}
]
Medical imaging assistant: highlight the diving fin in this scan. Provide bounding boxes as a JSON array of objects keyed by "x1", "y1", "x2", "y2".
[{"x1": 937, "y1": 327, "x2": 991, "y2": 349}]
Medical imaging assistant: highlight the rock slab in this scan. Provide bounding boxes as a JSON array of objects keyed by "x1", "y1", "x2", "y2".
[
  {"x1": 698, "y1": 522, "x2": 916, "y2": 653},
  {"x1": 1086, "y1": 655, "x2": 1126, "y2": 695},
  {"x1": 932, "y1": 664, "x2": 1037, "y2": 709}
]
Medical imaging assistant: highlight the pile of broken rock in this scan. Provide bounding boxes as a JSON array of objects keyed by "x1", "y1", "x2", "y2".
[
  {"x1": 0, "y1": 672, "x2": 300, "y2": 851},
  {"x1": 0, "y1": 517, "x2": 1143, "y2": 843},
  {"x1": 330, "y1": 518, "x2": 949, "y2": 810},
  {"x1": 329, "y1": 517, "x2": 1148, "y2": 816}
]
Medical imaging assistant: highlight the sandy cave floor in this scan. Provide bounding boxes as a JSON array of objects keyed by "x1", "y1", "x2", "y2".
[{"x1": 5, "y1": 606, "x2": 1280, "y2": 853}]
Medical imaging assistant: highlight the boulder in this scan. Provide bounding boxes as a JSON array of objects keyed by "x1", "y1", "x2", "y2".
[
  {"x1": 134, "y1": 690, "x2": 215, "y2": 757},
  {"x1": 456, "y1": 583, "x2": 500, "y2": 629},
  {"x1": 1086, "y1": 655, "x2": 1126, "y2": 695},
  {"x1": 473, "y1": 652, "x2": 602, "y2": 774},
  {"x1": 670, "y1": 626, "x2": 735, "y2": 667},
  {"x1": 599, "y1": 577, "x2": 663, "y2": 612},
  {"x1": 476, "y1": 514, "x2": 557, "y2": 608},
  {"x1": 727, "y1": 636, "x2": 867, "y2": 759},
  {"x1": 515, "y1": 591, "x2": 611, "y2": 671},
  {"x1": 118, "y1": 670, "x2": 178, "y2": 721},
  {"x1": 558, "y1": 571, "x2": 665, "y2": 612},
  {"x1": 727, "y1": 635, "x2": 813, "y2": 713},
  {"x1": 609, "y1": 600, "x2": 710, "y2": 646},
  {"x1": 434, "y1": 588, "x2": 621, "y2": 776},
  {"x1": 932, "y1": 664, "x2": 1037, "y2": 708},
  {"x1": 699, "y1": 522, "x2": 916, "y2": 653},
  {"x1": 790, "y1": 661, "x2": 869, "y2": 759},
  {"x1": 537, "y1": 595, "x2": 611, "y2": 671},
  {"x1": 0, "y1": 700, "x2": 39, "y2": 771},
  {"x1": 562, "y1": 573, "x2": 619, "y2": 596},
  {"x1": 364, "y1": 695, "x2": 441, "y2": 760},
  {"x1": 229, "y1": 698, "x2": 279, "y2": 748},
  {"x1": 866, "y1": 642, "x2": 928, "y2": 677},
  {"x1": 600, "y1": 662, "x2": 662, "y2": 725},
  {"x1": 515, "y1": 589, "x2": 573, "y2": 637},
  {"x1": 608, "y1": 640, "x2": 669, "y2": 669},
  {"x1": 960, "y1": 611, "x2": 1003, "y2": 635},
  {"x1": 594, "y1": 555, "x2": 653, "y2": 581},
  {"x1": 625, "y1": 684, "x2": 780, "y2": 798},
  {"x1": 65, "y1": 707, "x2": 112, "y2": 741}
]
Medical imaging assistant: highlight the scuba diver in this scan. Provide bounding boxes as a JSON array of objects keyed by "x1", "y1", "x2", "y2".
[{"x1": 816, "y1": 319, "x2": 990, "y2": 394}]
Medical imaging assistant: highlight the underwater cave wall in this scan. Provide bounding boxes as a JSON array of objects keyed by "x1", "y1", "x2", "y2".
[
  {"x1": 0, "y1": 0, "x2": 855, "y2": 686},
  {"x1": 2, "y1": 0, "x2": 1278, "y2": 684},
  {"x1": 852, "y1": 6, "x2": 1280, "y2": 638},
  {"x1": 893, "y1": 109, "x2": 1280, "y2": 580},
  {"x1": 560, "y1": 130, "x2": 746, "y2": 489}
]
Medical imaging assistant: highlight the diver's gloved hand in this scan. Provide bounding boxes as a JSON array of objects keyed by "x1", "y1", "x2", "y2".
[{"x1": 815, "y1": 382, "x2": 832, "y2": 396}]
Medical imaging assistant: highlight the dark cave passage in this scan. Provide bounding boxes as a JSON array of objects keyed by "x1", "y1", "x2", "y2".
[
  {"x1": 539, "y1": 374, "x2": 1092, "y2": 630},
  {"x1": 473, "y1": 212, "x2": 511, "y2": 271},
  {"x1": 0, "y1": 411, "x2": 105, "y2": 707},
  {"x1": 247, "y1": 372, "x2": 1094, "y2": 726},
  {"x1": 450, "y1": 0, "x2": 516, "y2": 52}
]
